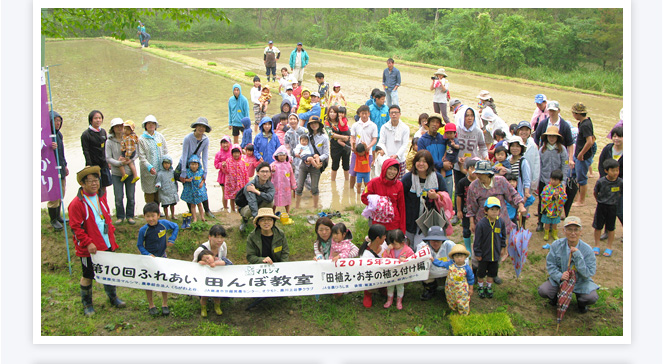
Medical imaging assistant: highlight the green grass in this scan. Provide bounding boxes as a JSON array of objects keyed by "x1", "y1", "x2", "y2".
[
  {"x1": 449, "y1": 312, "x2": 516, "y2": 336},
  {"x1": 593, "y1": 325, "x2": 623, "y2": 336},
  {"x1": 192, "y1": 321, "x2": 240, "y2": 336},
  {"x1": 207, "y1": 61, "x2": 217, "y2": 66}
]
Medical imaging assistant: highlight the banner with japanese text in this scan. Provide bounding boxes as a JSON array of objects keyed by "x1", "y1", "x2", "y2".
[
  {"x1": 41, "y1": 68, "x2": 61, "y2": 202},
  {"x1": 91, "y1": 247, "x2": 432, "y2": 297}
]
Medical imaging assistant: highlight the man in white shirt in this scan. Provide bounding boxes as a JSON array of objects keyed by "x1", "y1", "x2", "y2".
[{"x1": 377, "y1": 105, "x2": 410, "y2": 179}]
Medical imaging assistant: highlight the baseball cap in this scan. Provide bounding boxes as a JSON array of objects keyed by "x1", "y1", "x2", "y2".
[
  {"x1": 285, "y1": 85, "x2": 293, "y2": 91},
  {"x1": 484, "y1": 196, "x2": 501, "y2": 208},
  {"x1": 563, "y1": 216, "x2": 582, "y2": 227},
  {"x1": 546, "y1": 100, "x2": 560, "y2": 111},
  {"x1": 297, "y1": 42, "x2": 302, "y2": 46},
  {"x1": 535, "y1": 94, "x2": 547, "y2": 103},
  {"x1": 449, "y1": 98, "x2": 461, "y2": 107},
  {"x1": 310, "y1": 91, "x2": 320, "y2": 98},
  {"x1": 443, "y1": 122, "x2": 457, "y2": 132},
  {"x1": 268, "y1": 40, "x2": 273, "y2": 44},
  {"x1": 517, "y1": 120, "x2": 532, "y2": 130}
]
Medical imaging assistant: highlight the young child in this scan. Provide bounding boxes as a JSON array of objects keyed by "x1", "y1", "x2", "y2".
[
  {"x1": 250, "y1": 76, "x2": 265, "y2": 132},
  {"x1": 488, "y1": 129, "x2": 508, "y2": 161},
  {"x1": 492, "y1": 146, "x2": 511, "y2": 176},
  {"x1": 220, "y1": 144, "x2": 248, "y2": 213},
  {"x1": 358, "y1": 224, "x2": 388, "y2": 307},
  {"x1": 297, "y1": 88, "x2": 312, "y2": 114},
  {"x1": 441, "y1": 122, "x2": 460, "y2": 196},
  {"x1": 258, "y1": 85, "x2": 272, "y2": 114},
  {"x1": 540, "y1": 169, "x2": 568, "y2": 241},
  {"x1": 455, "y1": 158, "x2": 480, "y2": 256},
  {"x1": 242, "y1": 144, "x2": 260, "y2": 178},
  {"x1": 593, "y1": 159, "x2": 623, "y2": 257},
  {"x1": 277, "y1": 67, "x2": 291, "y2": 92},
  {"x1": 371, "y1": 145, "x2": 389, "y2": 179},
  {"x1": 328, "y1": 82, "x2": 347, "y2": 107},
  {"x1": 294, "y1": 134, "x2": 321, "y2": 168},
  {"x1": 474, "y1": 197, "x2": 507, "y2": 299},
  {"x1": 337, "y1": 106, "x2": 350, "y2": 132},
  {"x1": 432, "y1": 244, "x2": 475, "y2": 315},
  {"x1": 136, "y1": 202, "x2": 179, "y2": 316},
  {"x1": 291, "y1": 80, "x2": 302, "y2": 110},
  {"x1": 240, "y1": 116, "x2": 253, "y2": 149},
  {"x1": 181, "y1": 155, "x2": 207, "y2": 223},
  {"x1": 504, "y1": 173, "x2": 535, "y2": 226},
  {"x1": 119, "y1": 120, "x2": 140, "y2": 183},
  {"x1": 193, "y1": 224, "x2": 233, "y2": 317},
  {"x1": 154, "y1": 155, "x2": 179, "y2": 219},
  {"x1": 270, "y1": 146, "x2": 296, "y2": 213},
  {"x1": 354, "y1": 143, "x2": 371, "y2": 194},
  {"x1": 280, "y1": 85, "x2": 297, "y2": 107},
  {"x1": 405, "y1": 136, "x2": 419, "y2": 172},
  {"x1": 214, "y1": 136, "x2": 232, "y2": 212},
  {"x1": 330, "y1": 223, "x2": 359, "y2": 261},
  {"x1": 382, "y1": 229, "x2": 415, "y2": 310}
]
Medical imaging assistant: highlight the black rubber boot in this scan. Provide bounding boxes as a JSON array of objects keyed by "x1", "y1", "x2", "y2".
[
  {"x1": 103, "y1": 284, "x2": 126, "y2": 308},
  {"x1": 56, "y1": 205, "x2": 65, "y2": 223},
  {"x1": 48, "y1": 208, "x2": 63, "y2": 230},
  {"x1": 80, "y1": 284, "x2": 95, "y2": 316},
  {"x1": 420, "y1": 281, "x2": 437, "y2": 301}
]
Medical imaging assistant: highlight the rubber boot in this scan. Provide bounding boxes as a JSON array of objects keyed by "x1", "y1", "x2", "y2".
[
  {"x1": 48, "y1": 208, "x2": 63, "y2": 230},
  {"x1": 181, "y1": 213, "x2": 189, "y2": 230},
  {"x1": 80, "y1": 284, "x2": 95, "y2": 316},
  {"x1": 420, "y1": 281, "x2": 436, "y2": 301},
  {"x1": 396, "y1": 296, "x2": 403, "y2": 310},
  {"x1": 363, "y1": 290, "x2": 372, "y2": 308},
  {"x1": 56, "y1": 205, "x2": 65, "y2": 223},
  {"x1": 201, "y1": 305, "x2": 208, "y2": 318},
  {"x1": 543, "y1": 230, "x2": 550, "y2": 241},
  {"x1": 214, "y1": 302, "x2": 223, "y2": 315},
  {"x1": 384, "y1": 295, "x2": 393, "y2": 308},
  {"x1": 551, "y1": 229, "x2": 559, "y2": 240},
  {"x1": 463, "y1": 237, "x2": 472, "y2": 257},
  {"x1": 103, "y1": 284, "x2": 126, "y2": 308}
]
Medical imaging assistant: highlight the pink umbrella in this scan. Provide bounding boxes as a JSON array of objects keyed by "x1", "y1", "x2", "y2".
[{"x1": 556, "y1": 268, "x2": 577, "y2": 333}]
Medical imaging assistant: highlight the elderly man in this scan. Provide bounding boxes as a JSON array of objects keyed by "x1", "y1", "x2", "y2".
[
  {"x1": 538, "y1": 216, "x2": 599, "y2": 313},
  {"x1": 382, "y1": 58, "x2": 401, "y2": 107},
  {"x1": 68, "y1": 166, "x2": 126, "y2": 316},
  {"x1": 530, "y1": 94, "x2": 549, "y2": 131},
  {"x1": 263, "y1": 40, "x2": 280, "y2": 82}
]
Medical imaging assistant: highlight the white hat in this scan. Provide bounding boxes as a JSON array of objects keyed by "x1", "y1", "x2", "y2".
[
  {"x1": 477, "y1": 90, "x2": 492, "y2": 100},
  {"x1": 110, "y1": 118, "x2": 124, "y2": 128},
  {"x1": 310, "y1": 91, "x2": 320, "y2": 98},
  {"x1": 142, "y1": 114, "x2": 159, "y2": 128},
  {"x1": 481, "y1": 107, "x2": 497, "y2": 122}
]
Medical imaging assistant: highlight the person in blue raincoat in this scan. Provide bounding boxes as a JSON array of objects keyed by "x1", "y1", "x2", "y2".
[
  {"x1": 253, "y1": 117, "x2": 281, "y2": 164},
  {"x1": 228, "y1": 83, "x2": 250, "y2": 145}
]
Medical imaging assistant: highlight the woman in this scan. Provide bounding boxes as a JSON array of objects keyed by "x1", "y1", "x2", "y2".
[
  {"x1": 81, "y1": 110, "x2": 112, "y2": 192},
  {"x1": 138, "y1": 114, "x2": 168, "y2": 204},
  {"x1": 325, "y1": 106, "x2": 351, "y2": 181},
  {"x1": 401, "y1": 150, "x2": 448, "y2": 247},
  {"x1": 481, "y1": 107, "x2": 511, "y2": 145},
  {"x1": 430, "y1": 68, "x2": 450, "y2": 124},
  {"x1": 295, "y1": 116, "x2": 329, "y2": 209},
  {"x1": 507, "y1": 135, "x2": 532, "y2": 202},
  {"x1": 361, "y1": 158, "x2": 406, "y2": 234},
  {"x1": 180, "y1": 117, "x2": 213, "y2": 218},
  {"x1": 466, "y1": 160, "x2": 526, "y2": 238},
  {"x1": 105, "y1": 118, "x2": 137, "y2": 224},
  {"x1": 313, "y1": 217, "x2": 334, "y2": 260}
]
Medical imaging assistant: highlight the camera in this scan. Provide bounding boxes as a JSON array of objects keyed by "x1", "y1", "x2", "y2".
[{"x1": 431, "y1": 76, "x2": 437, "y2": 80}]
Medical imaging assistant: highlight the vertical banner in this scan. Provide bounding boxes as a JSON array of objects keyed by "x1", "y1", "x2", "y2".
[{"x1": 41, "y1": 68, "x2": 61, "y2": 202}]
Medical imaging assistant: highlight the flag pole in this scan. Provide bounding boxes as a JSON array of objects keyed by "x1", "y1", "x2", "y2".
[{"x1": 45, "y1": 65, "x2": 72, "y2": 275}]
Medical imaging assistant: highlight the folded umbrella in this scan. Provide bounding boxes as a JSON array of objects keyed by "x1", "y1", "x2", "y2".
[{"x1": 556, "y1": 268, "x2": 576, "y2": 333}]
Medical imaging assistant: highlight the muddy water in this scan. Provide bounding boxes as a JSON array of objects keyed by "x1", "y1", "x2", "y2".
[{"x1": 43, "y1": 39, "x2": 623, "y2": 216}]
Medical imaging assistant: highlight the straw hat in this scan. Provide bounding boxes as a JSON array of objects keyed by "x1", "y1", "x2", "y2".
[
  {"x1": 543, "y1": 126, "x2": 562, "y2": 138},
  {"x1": 427, "y1": 113, "x2": 443, "y2": 124},
  {"x1": 571, "y1": 102, "x2": 587, "y2": 114},
  {"x1": 448, "y1": 244, "x2": 471, "y2": 259},
  {"x1": 77, "y1": 165, "x2": 101, "y2": 186},
  {"x1": 434, "y1": 68, "x2": 448, "y2": 77},
  {"x1": 476, "y1": 90, "x2": 492, "y2": 100},
  {"x1": 253, "y1": 207, "x2": 279, "y2": 226}
]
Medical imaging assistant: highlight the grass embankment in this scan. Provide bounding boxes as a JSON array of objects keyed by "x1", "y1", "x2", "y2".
[{"x1": 41, "y1": 202, "x2": 622, "y2": 337}]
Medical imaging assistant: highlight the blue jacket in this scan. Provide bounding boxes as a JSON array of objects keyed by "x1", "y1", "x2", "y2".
[
  {"x1": 369, "y1": 103, "x2": 390, "y2": 136},
  {"x1": 137, "y1": 219, "x2": 179, "y2": 257},
  {"x1": 289, "y1": 48, "x2": 309, "y2": 69},
  {"x1": 433, "y1": 261, "x2": 476, "y2": 285},
  {"x1": 253, "y1": 117, "x2": 281, "y2": 164},
  {"x1": 298, "y1": 102, "x2": 321, "y2": 125},
  {"x1": 240, "y1": 117, "x2": 252, "y2": 149},
  {"x1": 418, "y1": 132, "x2": 447, "y2": 172},
  {"x1": 546, "y1": 238, "x2": 599, "y2": 294},
  {"x1": 228, "y1": 83, "x2": 250, "y2": 128}
]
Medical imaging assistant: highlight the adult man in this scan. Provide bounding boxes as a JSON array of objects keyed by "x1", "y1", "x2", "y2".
[
  {"x1": 289, "y1": 42, "x2": 309, "y2": 86},
  {"x1": 570, "y1": 102, "x2": 596, "y2": 207},
  {"x1": 263, "y1": 41, "x2": 280, "y2": 82},
  {"x1": 376, "y1": 105, "x2": 410, "y2": 179},
  {"x1": 417, "y1": 114, "x2": 449, "y2": 175},
  {"x1": 68, "y1": 166, "x2": 126, "y2": 316},
  {"x1": 530, "y1": 94, "x2": 549, "y2": 131},
  {"x1": 47, "y1": 111, "x2": 68, "y2": 231},
  {"x1": 298, "y1": 91, "x2": 321, "y2": 125},
  {"x1": 538, "y1": 216, "x2": 599, "y2": 313},
  {"x1": 515, "y1": 121, "x2": 541, "y2": 196},
  {"x1": 369, "y1": 90, "x2": 390, "y2": 138},
  {"x1": 382, "y1": 58, "x2": 401, "y2": 107},
  {"x1": 238, "y1": 162, "x2": 275, "y2": 232},
  {"x1": 449, "y1": 98, "x2": 464, "y2": 125}
]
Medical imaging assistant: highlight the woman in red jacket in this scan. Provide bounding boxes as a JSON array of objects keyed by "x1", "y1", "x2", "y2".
[{"x1": 361, "y1": 158, "x2": 406, "y2": 233}]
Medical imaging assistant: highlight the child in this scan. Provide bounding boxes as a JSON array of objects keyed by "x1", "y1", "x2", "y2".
[
  {"x1": 213, "y1": 136, "x2": 232, "y2": 211},
  {"x1": 258, "y1": 85, "x2": 272, "y2": 114},
  {"x1": 593, "y1": 159, "x2": 623, "y2": 257},
  {"x1": 250, "y1": 76, "x2": 265, "y2": 132},
  {"x1": 136, "y1": 202, "x2": 179, "y2": 316},
  {"x1": 240, "y1": 116, "x2": 253, "y2": 149},
  {"x1": 350, "y1": 105, "x2": 378, "y2": 189},
  {"x1": 413, "y1": 112, "x2": 429, "y2": 138},
  {"x1": 284, "y1": 113, "x2": 308, "y2": 181},
  {"x1": 328, "y1": 82, "x2": 347, "y2": 107},
  {"x1": 492, "y1": 146, "x2": 511, "y2": 176},
  {"x1": 297, "y1": 88, "x2": 312, "y2": 114},
  {"x1": 294, "y1": 134, "x2": 320, "y2": 168},
  {"x1": 441, "y1": 122, "x2": 460, "y2": 196},
  {"x1": 154, "y1": 155, "x2": 179, "y2": 220},
  {"x1": 270, "y1": 146, "x2": 296, "y2": 213},
  {"x1": 488, "y1": 129, "x2": 507, "y2": 161},
  {"x1": 280, "y1": 85, "x2": 297, "y2": 107},
  {"x1": 354, "y1": 143, "x2": 370, "y2": 194},
  {"x1": 358, "y1": 224, "x2": 388, "y2": 307},
  {"x1": 504, "y1": 173, "x2": 535, "y2": 226},
  {"x1": 382, "y1": 229, "x2": 415, "y2": 310},
  {"x1": 277, "y1": 67, "x2": 291, "y2": 92},
  {"x1": 537, "y1": 126, "x2": 569, "y2": 232},
  {"x1": 474, "y1": 197, "x2": 507, "y2": 299},
  {"x1": 193, "y1": 224, "x2": 233, "y2": 317},
  {"x1": 181, "y1": 155, "x2": 207, "y2": 223},
  {"x1": 242, "y1": 144, "x2": 260, "y2": 178},
  {"x1": 337, "y1": 106, "x2": 350, "y2": 132},
  {"x1": 433, "y1": 244, "x2": 475, "y2": 315},
  {"x1": 291, "y1": 80, "x2": 302, "y2": 110},
  {"x1": 119, "y1": 120, "x2": 140, "y2": 183},
  {"x1": 315, "y1": 72, "x2": 330, "y2": 112},
  {"x1": 330, "y1": 223, "x2": 359, "y2": 261},
  {"x1": 405, "y1": 136, "x2": 419, "y2": 172},
  {"x1": 456, "y1": 158, "x2": 480, "y2": 256},
  {"x1": 371, "y1": 145, "x2": 389, "y2": 179},
  {"x1": 540, "y1": 169, "x2": 568, "y2": 241},
  {"x1": 272, "y1": 113, "x2": 288, "y2": 146},
  {"x1": 220, "y1": 144, "x2": 248, "y2": 213}
]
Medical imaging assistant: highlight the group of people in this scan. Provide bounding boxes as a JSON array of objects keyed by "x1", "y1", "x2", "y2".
[{"x1": 47, "y1": 51, "x2": 623, "y2": 318}]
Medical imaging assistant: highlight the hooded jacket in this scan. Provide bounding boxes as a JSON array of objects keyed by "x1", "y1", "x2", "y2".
[
  {"x1": 228, "y1": 83, "x2": 250, "y2": 128},
  {"x1": 289, "y1": 48, "x2": 310, "y2": 69},
  {"x1": 69, "y1": 187, "x2": 118, "y2": 258},
  {"x1": 270, "y1": 145, "x2": 296, "y2": 206},
  {"x1": 240, "y1": 117, "x2": 253, "y2": 149},
  {"x1": 50, "y1": 111, "x2": 67, "y2": 179},
  {"x1": 155, "y1": 155, "x2": 179, "y2": 205},
  {"x1": 214, "y1": 136, "x2": 233, "y2": 185},
  {"x1": 453, "y1": 105, "x2": 488, "y2": 171},
  {"x1": 253, "y1": 117, "x2": 282, "y2": 164},
  {"x1": 361, "y1": 159, "x2": 406, "y2": 233},
  {"x1": 297, "y1": 88, "x2": 312, "y2": 113},
  {"x1": 417, "y1": 132, "x2": 447, "y2": 172}
]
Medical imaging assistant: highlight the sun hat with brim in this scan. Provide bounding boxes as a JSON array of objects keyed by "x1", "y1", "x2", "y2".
[
  {"x1": 448, "y1": 244, "x2": 471, "y2": 259},
  {"x1": 543, "y1": 126, "x2": 563, "y2": 138},
  {"x1": 481, "y1": 107, "x2": 497, "y2": 122},
  {"x1": 507, "y1": 135, "x2": 527, "y2": 149},
  {"x1": 333, "y1": 82, "x2": 341, "y2": 88},
  {"x1": 563, "y1": 216, "x2": 582, "y2": 227},
  {"x1": 422, "y1": 226, "x2": 448, "y2": 241},
  {"x1": 142, "y1": 114, "x2": 159, "y2": 129},
  {"x1": 517, "y1": 120, "x2": 532, "y2": 131},
  {"x1": 253, "y1": 207, "x2": 279, "y2": 226},
  {"x1": 124, "y1": 120, "x2": 136, "y2": 131},
  {"x1": 535, "y1": 94, "x2": 547, "y2": 104},
  {"x1": 190, "y1": 116, "x2": 212, "y2": 133},
  {"x1": 546, "y1": 100, "x2": 560, "y2": 111},
  {"x1": 476, "y1": 90, "x2": 492, "y2": 100},
  {"x1": 427, "y1": 114, "x2": 443, "y2": 124},
  {"x1": 308, "y1": 115, "x2": 322, "y2": 125},
  {"x1": 484, "y1": 196, "x2": 501, "y2": 208},
  {"x1": 571, "y1": 102, "x2": 587, "y2": 114},
  {"x1": 77, "y1": 165, "x2": 101, "y2": 186},
  {"x1": 434, "y1": 68, "x2": 448, "y2": 77},
  {"x1": 473, "y1": 160, "x2": 494, "y2": 175},
  {"x1": 110, "y1": 118, "x2": 124, "y2": 128}
]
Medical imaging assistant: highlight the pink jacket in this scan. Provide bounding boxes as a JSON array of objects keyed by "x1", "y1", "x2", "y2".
[
  {"x1": 242, "y1": 153, "x2": 261, "y2": 178},
  {"x1": 331, "y1": 239, "x2": 359, "y2": 259},
  {"x1": 221, "y1": 144, "x2": 249, "y2": 200},
  {"x1": 214, "y1": 136, "x2": 233, "y2": 185},
  {"x1": 270, "y1": 145, "x2": 296, "y2": 207},
  {"x1": 531, "y1": 108, "x2": 549, "y2": 131},
  {"x1": 383, "y1": 244, "x2": 415, "y2": 260}
]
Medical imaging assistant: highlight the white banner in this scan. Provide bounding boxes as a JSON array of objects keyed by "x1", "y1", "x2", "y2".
[{"x1": 91, "y1": 247, "x2": 432, "y2": 297}]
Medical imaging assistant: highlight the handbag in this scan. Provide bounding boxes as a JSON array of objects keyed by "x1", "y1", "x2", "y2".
[
  {"x1": 309, "y1": 133, "x2": 328, "y2": 172},
  {"x1": 174, "y1": 140, "x2": 204, "y2": 181}
]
